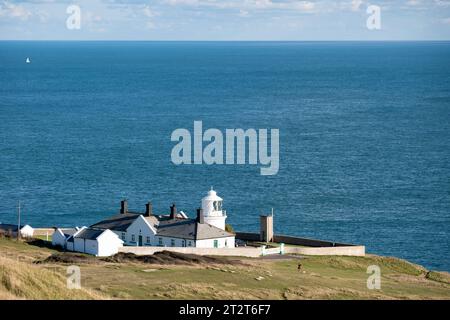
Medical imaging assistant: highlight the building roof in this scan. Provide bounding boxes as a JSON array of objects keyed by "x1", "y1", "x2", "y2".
[
  {"x1": 157, "y1": 219, "x2": 233, "y2": 240},
  {"x1": 73, "y1": 228, "x2": 105, "y2": 240},
  {"x1": 202, "y1": 189, "x2": 223, "y2": 202},
  {"x1": 59, "y1": 228, "x2": 78, "y2": 237},
  {"x1": 90, "y1": 207, "x2": 232, "y2": 241},
  {"x1": 90, "y1": 212, "x2": 142, "y2": 231},
  {"x1": 91, "y1": 211, "x2": 184, "y2": 231}
]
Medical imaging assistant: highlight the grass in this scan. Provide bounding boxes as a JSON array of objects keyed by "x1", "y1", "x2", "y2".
[
  {"x1": 0, "y1": 237, "x2": 449, "y2": 300},
  {"x1": 34, "y1": 234, "x2": 52, "y2": 241},
  {"x1": 0, "y1": 255, "x2": 103, "y2": 299}
]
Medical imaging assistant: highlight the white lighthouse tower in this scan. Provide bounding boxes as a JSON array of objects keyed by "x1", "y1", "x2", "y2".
[{"x1": 201, "y1": 188, "x2": 227, "y2": 230}]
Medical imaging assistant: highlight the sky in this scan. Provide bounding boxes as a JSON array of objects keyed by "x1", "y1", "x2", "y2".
[{"x1": 0, "y1": 0, "x2": 450, "y2": 40}]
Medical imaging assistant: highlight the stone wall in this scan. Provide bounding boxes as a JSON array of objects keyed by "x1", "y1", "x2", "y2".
[
  {"x1": 32, "y1": 228, "x2": 55, "y2": 236},
  {"x1": 284, "y1": 246, "x2": 365, "y2": 256},
  {"x1": 118, "y1": 243, "x2": 365, "y2": 257},
  {"x1": 236, "y1": 232, "x2": 360, "y2": 247},
  {"x1": 118, "y1": 246, "x2": 263, "y2": 257}
]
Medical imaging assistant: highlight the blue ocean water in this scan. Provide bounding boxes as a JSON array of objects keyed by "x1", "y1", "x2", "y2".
[{"x1": 0, "y1": 41, "x2": 449, "y2": 271}]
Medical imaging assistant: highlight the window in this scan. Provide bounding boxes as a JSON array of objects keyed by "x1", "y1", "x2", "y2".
[
  {"x1": 171, "y1": 239, "x2": 175, "y2": 247},
  {"x1": 225, "y1": 240, "x2": 228, "y2": 247},
  {"x1": 214, "y1": 240, "x2": 218, "y2": 248},
  {"x1": 121, "y1": 233, "x2": 126, "y2": 241},
  {"x1": 158, "y1": 237, "x2": 163, "y2": 246},
  {"x1": 213, "y1": 201, "x2": 222, "y2": 211},
  {"x1": 131, "y1": 234, "x2": 135, "y2": 242},
  {"x1": 146, "y1": 236, "x2": 150, "y2": 244}
]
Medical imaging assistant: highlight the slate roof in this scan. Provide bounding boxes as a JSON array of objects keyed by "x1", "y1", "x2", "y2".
[
  {"x1": 91, "y1": 212, "x2": 179, "y2": 231},
  {"x1": 90, "y1": 210, "x2": 233, "y2": 240},
  {"x1": 73, "y1": 228, "x2": 105, "y2": 240},
  {"x1": 60, "y1": 228, "x2": 78, "y2": 237},
  {"x1": 157, "y1": 219, "x2": 233, "y2": 240},
  {"x1": 90, "y1": 212, "x2": 142, "y2": 231}
]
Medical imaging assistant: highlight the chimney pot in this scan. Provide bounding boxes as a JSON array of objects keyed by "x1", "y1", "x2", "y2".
[
  {"x1": 170, "y1": 203, "x2": 177, "y2": 219},
  {"x1": 197, "y1": 208, "x2": 204, "y2": 224},
  {"x1": 145, "y1": 202, "x2": 153, "y2": 217},
  {"x1": 120, "y1": 200, "x2": 128, "y2": 214}
]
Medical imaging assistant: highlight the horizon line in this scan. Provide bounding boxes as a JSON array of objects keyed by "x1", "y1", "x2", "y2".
[{"x1": 1, "y1": 39, "x2": 450, "y2": 42}]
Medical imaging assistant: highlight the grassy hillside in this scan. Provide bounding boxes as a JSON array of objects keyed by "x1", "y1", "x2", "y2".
[
  {"x1": 0, "y1": 255, "x2": 105, "y2": 299},
  {"x1": 0, "y1": 237, "x2": 449, "y2": 300}
]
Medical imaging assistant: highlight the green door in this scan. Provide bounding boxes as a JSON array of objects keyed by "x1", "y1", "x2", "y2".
[
  {"x1": 214, "y1": 240, "x2": 218, "y2": 248},
  {"x1": 138, "y1": 235, "x2": 143, "y2": 246}
]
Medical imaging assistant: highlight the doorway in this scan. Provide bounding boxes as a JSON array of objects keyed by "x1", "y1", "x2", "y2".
[{"x1": 138, "y1": 235, "x2": 143, "y2": 246}]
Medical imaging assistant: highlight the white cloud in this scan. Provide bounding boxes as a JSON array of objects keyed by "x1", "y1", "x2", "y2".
[
  {"x1": 143, "y1": 5, "x2": 157, "y2": 18},
  {"x1": 141, "y1": 5, "x2": 159, "y2": 29},
  {"x1": 238, "y1": 9, "x2": 249, "y2": 17},
  {"x1": 351, "y1": 0, "x2": 363, "y2": 11},
  {"x1": 0, "y1": 1, "x2": 32, "y2": 21},
  {"x1": 406, "y1": 0, "x2": 421, "y2": 6},
  {"x1": 163, "y1": 0, "x2": 316, "y2": 12},
  {"x1": 247, "y1": 0, "x2": 316, "y2": 12},
  {"x1": 165, "y1": 0, "x2": 200, "y2": 5},
  {"x1": 35, "y1": 9, "x2": 49, "y2": 23}
]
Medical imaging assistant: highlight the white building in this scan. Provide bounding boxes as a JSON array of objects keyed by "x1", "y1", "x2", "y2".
[
  {"x1": 0, "y1": 223, "x2": 34, "y2": 238},
  {"x1": 52, "y1": 226, "x2": 123, "y2": 256},
  {"x1": 52, "y1": 227, "x2": 81, "y2": 249},
  {"x1": 72, "y1": 228, "x2": 124, "y2": 257},
  {"x1": 90, "y1": 189, "x2": 235, "y2": 249}
]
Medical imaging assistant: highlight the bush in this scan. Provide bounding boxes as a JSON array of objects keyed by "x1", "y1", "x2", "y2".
[{"x1": 225, "y1": 224, "x2": 234, "y2": 233}]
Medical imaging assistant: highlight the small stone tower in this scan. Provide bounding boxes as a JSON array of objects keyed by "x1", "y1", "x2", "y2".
[
  {"x1": 260, "y1": 210, "x2": 274, "y2": 242},
  {"x1": 201, "y1": 188, "x2": 227, "y2": 230}
]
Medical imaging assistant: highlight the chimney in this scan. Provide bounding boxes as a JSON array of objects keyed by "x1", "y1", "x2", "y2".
[
  {"x1": 145, "y1": 202, "x2": 153, "y2": 217},
  {"x1": 170, "y1": 203, "x2": 177, "y2": 220},
  {"x1": 197, "y1": 208, "x2": 204, "y2": 224},
  {"x1": 120, "y1": 200, "x2": 128, "y2": 214}
]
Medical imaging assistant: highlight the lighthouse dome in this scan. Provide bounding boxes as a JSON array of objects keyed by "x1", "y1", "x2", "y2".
[{"x1": 202, "y1": 189, "x2": 223, "y2": 202}]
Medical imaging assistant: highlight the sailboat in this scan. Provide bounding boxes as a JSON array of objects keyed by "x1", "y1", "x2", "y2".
[{"x1": 26, "y1": 57, "x2": 31, "y2": 64}]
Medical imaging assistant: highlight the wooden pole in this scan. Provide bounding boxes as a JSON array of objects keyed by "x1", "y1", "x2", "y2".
[{"x1": 17, "y1": 201, "x2": 21, "y2": 241}]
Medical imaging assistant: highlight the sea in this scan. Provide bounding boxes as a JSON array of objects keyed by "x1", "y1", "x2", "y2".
[{"x1": 0, "y1": 41, "x2": 449, "y2": 271}]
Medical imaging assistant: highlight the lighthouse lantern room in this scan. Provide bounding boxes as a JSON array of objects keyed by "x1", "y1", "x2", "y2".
[{"x1": 201, "y1": 188, "x2": 227, "y2": 230}]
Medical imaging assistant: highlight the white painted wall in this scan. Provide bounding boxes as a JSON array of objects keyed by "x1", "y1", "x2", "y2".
[
  {"x1": 20, "y1": 225, "x2": 34, "y2": 238},
  {"x1": 146, "y1": 235, "x2": 235, "y2": 248},
  {"x1": 96, "y1": 230, "x2": 124, "y2": 257},
  {"x1": 74, "y1": 238, "x2": 87, "y2": 253},
  {"x1": 155, "y1": 236, "x2": 194, "y2": 247},
  {"x1": 124, "y1": 216, "x2": 156, "y2": 246},
  {"x1": 52, "y1": 229, "x2": 66, "y2": 248},
  {"x1": 72, "y1": 230, "x2": 123, "y2": 256},
  {"x1": 196, "y1": 236, "x2": 235, "y2": 248}
]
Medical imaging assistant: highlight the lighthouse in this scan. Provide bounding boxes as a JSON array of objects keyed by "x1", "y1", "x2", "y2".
[{"x1": 201, "y1": 188, "x2": 227, "y2": 230}]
